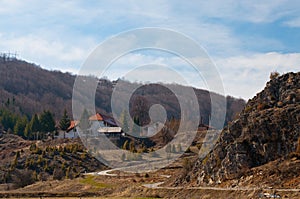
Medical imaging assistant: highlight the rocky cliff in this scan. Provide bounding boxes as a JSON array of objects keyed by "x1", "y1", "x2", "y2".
[{"x1": 184, "y1": 72, "x2": 300, "y2": 185}]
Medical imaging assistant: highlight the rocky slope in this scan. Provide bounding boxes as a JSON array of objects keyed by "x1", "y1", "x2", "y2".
[{"x1": 178, "y1": 72, "x2": 300, "y2": 186}]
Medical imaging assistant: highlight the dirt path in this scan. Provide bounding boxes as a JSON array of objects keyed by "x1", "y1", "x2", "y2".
[
  {"x1": 88, "y1": 168, "x2": 300, "y2": 194},
  {"x1": 142, "y1": 181, "x2": 300, "y2": 192}
]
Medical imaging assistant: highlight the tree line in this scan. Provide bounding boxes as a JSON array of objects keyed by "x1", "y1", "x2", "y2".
[{"x1": 0, "y1": 108, "x2": 71, "y2": 140}]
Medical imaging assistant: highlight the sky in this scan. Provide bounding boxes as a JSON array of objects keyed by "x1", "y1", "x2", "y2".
[{"x1": 0, "y1": 0, "x2": 300, "y2": 99}]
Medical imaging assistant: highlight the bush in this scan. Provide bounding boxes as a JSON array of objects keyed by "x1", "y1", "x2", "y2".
[
  {"x1": 29, "y1": 143, "x2": 37, "y2": 151},
  {"x1": 182, "y1": 158, "x2": 193, "y2": 178},
  {"x1": 12, "y1": 169, "x2": 35, "y2": 188},
  {"x1": 270, "y1": 71, "x2": 280, "y2": 80}
]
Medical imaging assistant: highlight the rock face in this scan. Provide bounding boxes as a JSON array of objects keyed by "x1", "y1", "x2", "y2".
[{"x1": 193, "y1": 72, "x2": 300, "y2": 185}]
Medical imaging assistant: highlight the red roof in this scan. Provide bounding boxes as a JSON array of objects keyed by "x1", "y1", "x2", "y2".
[
  {"x1": 89, "y1": 113, "x2": 103, "y2": 121},
  {"x1": 66, "y1": 113, "x2": 119, "y2": 132},
  {"x1": 66, "y1": 120, "x2": 79, "y2": 132}
]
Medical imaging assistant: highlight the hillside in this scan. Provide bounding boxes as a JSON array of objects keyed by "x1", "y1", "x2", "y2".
[
  {"x1": 174, "y1": 72, "x2": 300, "y2": 189},
  {"x1": 0, "y1": 133, "x2": 106, "y2": 190},
  {"x1": 0, "y1": 58, "x2": 245, "y2": 127}
]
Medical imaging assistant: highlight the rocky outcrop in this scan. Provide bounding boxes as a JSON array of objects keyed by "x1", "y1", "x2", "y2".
[{"x1": 190, "y1": 72, "x2": 300, "y2": 185}]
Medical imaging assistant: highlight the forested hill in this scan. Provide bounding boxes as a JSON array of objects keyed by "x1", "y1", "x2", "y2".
[
  {"x1": 0, "y1": 59, "x2": 75, "y2": 119},
  {"x1": 0, "y1": 58, "x2": 245, "y2": 125}
]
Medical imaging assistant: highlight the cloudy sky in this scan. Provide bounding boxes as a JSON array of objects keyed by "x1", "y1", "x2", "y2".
[{"x1": 0, "y1": 0, "x2": 300, "y2": 99}]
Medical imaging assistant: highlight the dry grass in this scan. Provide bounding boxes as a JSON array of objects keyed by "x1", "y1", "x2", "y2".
[
  {"x1": 79, "y1": 175, "x2": 112, "y2": 189},
  {"x1": 7, "y1": 197, "x2": 160, "y2": 199}
]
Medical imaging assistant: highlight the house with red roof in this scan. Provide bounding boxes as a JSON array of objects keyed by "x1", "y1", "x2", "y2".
[{"x1": 62, "y1": 112, "x2": 122, "y2": 139}]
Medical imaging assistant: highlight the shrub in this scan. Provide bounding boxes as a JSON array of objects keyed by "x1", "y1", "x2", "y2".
[
  {"x1": 65, "y1": 166, "x2": 71, "y2": 179},
  {"x1": 53, "y1": 167, "x2": 64, "y2": 180},
  {"x1": 244, "y1": 106, "x2": 252, "y2": 113},
  {"x1": 12, "y1": 169, "x2": 35, "y2": 188},
  {"x1": 182, "y1": 158, "x2": 193, "y2": 178},
  {"x1": 29, "y1": 143, "x2": 37, "y2": 151},
  {"x1": 270, "y1": 71, "x2": 280, "y2": 80}
]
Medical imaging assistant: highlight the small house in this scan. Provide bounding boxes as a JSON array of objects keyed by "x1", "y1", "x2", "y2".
[{"x1": 65, "y1": 113, "x2": 123, "y2": 139}]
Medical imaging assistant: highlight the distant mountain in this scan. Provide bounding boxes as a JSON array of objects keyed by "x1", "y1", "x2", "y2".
[
  {"x1": 176, "y1": 72, "x2": 300, "y2": 188},
  {"x1": 0, "y1": 58, "x2": 245, "y2": 126}
]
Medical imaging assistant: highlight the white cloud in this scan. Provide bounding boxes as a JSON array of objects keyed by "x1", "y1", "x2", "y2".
[
  {"x1": 216, "y1": 52, "x2": 300, "y2": 99},
  {"x1": 283, "y1": 17, "x2": 300, "y2": 27},
  {"x1": 0, "y1": 33, "x2": 96, "y2": 69}
]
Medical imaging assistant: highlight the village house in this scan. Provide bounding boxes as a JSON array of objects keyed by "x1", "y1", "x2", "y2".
[{"x1": 59, "y1": 113, "x2": 123, "y2": 139}]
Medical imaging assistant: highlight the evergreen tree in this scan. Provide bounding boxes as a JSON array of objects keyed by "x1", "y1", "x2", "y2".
[
  {"x1": 0, "y1": 109, "x2": 17, "y2": 131},
  {"x1": 131, "y1": 116, "x2": 141, "y2": 136},
  {"x1": 59, "y1": 109, "x2": 71, "y2": 131},
  {"x1": 165, "y1": 144, "x2": 171, "y2": 153},
  {"x1": 177, "y1": 143, "x2": 182, "y2": 153},
  {"x1": 122, "y1": 140, "x2": 129, "y2": 150},
  {"x1": 24, "y1": 123, "x2": 31, "y2": 139},
  {"x1": 120, "y1": 109, "x2": 129, "y2": 133},
  {"x1": 171, "y1": 144, "x2": 176, "y2": 153},
  {"x1": 14, "y1": 116, "x2": 28, "y2": 137},
  {"x1": 25, "y1": 114, "x2": 40, "y2": 139},
  {"x1": 79, "y1": 109, "x2": 90, "y2": 132},
  {"x1": 129, "y1": 141, "x2": 136, "y2": 153},
  {"x1": 40, "y1": 110, "x2": 56, "y2": 133}
]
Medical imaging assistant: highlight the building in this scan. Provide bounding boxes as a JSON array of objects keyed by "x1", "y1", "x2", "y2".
[
  {"x1": 64, "y1": 113, "x2": 123, "y2": 139},
  {"x1": 89, "y1": 113, "x2": 123, "y2": 139},
  {"x1": 55, "y1": 120, "x2": 80, "y2": 139}
]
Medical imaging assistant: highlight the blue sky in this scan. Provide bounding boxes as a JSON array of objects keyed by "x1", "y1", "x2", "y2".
[{"x1": 0, "y1": 0, "x2": 300, "y2": 99}]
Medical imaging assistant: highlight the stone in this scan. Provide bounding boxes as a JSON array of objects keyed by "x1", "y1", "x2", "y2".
[{"x1": 192, "y1": 72, "x2": 300, "y2": 185}]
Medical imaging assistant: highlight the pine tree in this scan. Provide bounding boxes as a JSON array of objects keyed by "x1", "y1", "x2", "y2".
[
  {"x1": 40, "y1": 110, "x2": 56, "y2": 133},
  {"x1": 129, "y1": 141, "x2": 136, "y2": 153},
  {"x1": 79, "y1": 109, "x2": 90, "y2": 132},
  {"x1": 165, "y1": 144, "x2": 171, "y2": 153},
  {"x1": 14, "y1": 116, "x2": 28, "y2": 137},
  {"x1": 25, "y1": 114, "x2": 40, "y2": 140},
  {"x1": 122, "y1": 140, "x2": 129, "y2": 150},
  {"x1": 0, "y1": 109, "x2": 17, "y2": 131},
  {"x1": 177, "y1": 143, "x2": 182, "y2": 153},
  {"x1": 131, "y1": 116, "x2": 141, "y2": 136},
  {"x1": 120, "y1": 109, "x2": 129, "y2": 133},
  {"x1": 172, "y1": 144, "x2": 176, "y2": 153},
  {"x1": 59, "y1": 109, "x2": 71, "y2": 131}
]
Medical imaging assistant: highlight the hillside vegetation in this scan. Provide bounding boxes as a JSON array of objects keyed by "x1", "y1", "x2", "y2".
[
  {"x1": 0, "y1": 134, "x2": 105, "y2": 190},
  {"x1": 0, "y1": 58, "x2": 245, "y2": 128}
]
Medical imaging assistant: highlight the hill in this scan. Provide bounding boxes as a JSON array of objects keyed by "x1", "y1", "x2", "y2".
[
  {"x1": 0, "y1": 133, "x2": 106, "y2": 190},
  {"x1": 174, "y1": 72, "x2": 300, "y2": 189},
  {"x1": 0, "y1": 58, "x2": 245, "y2": 127}
]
